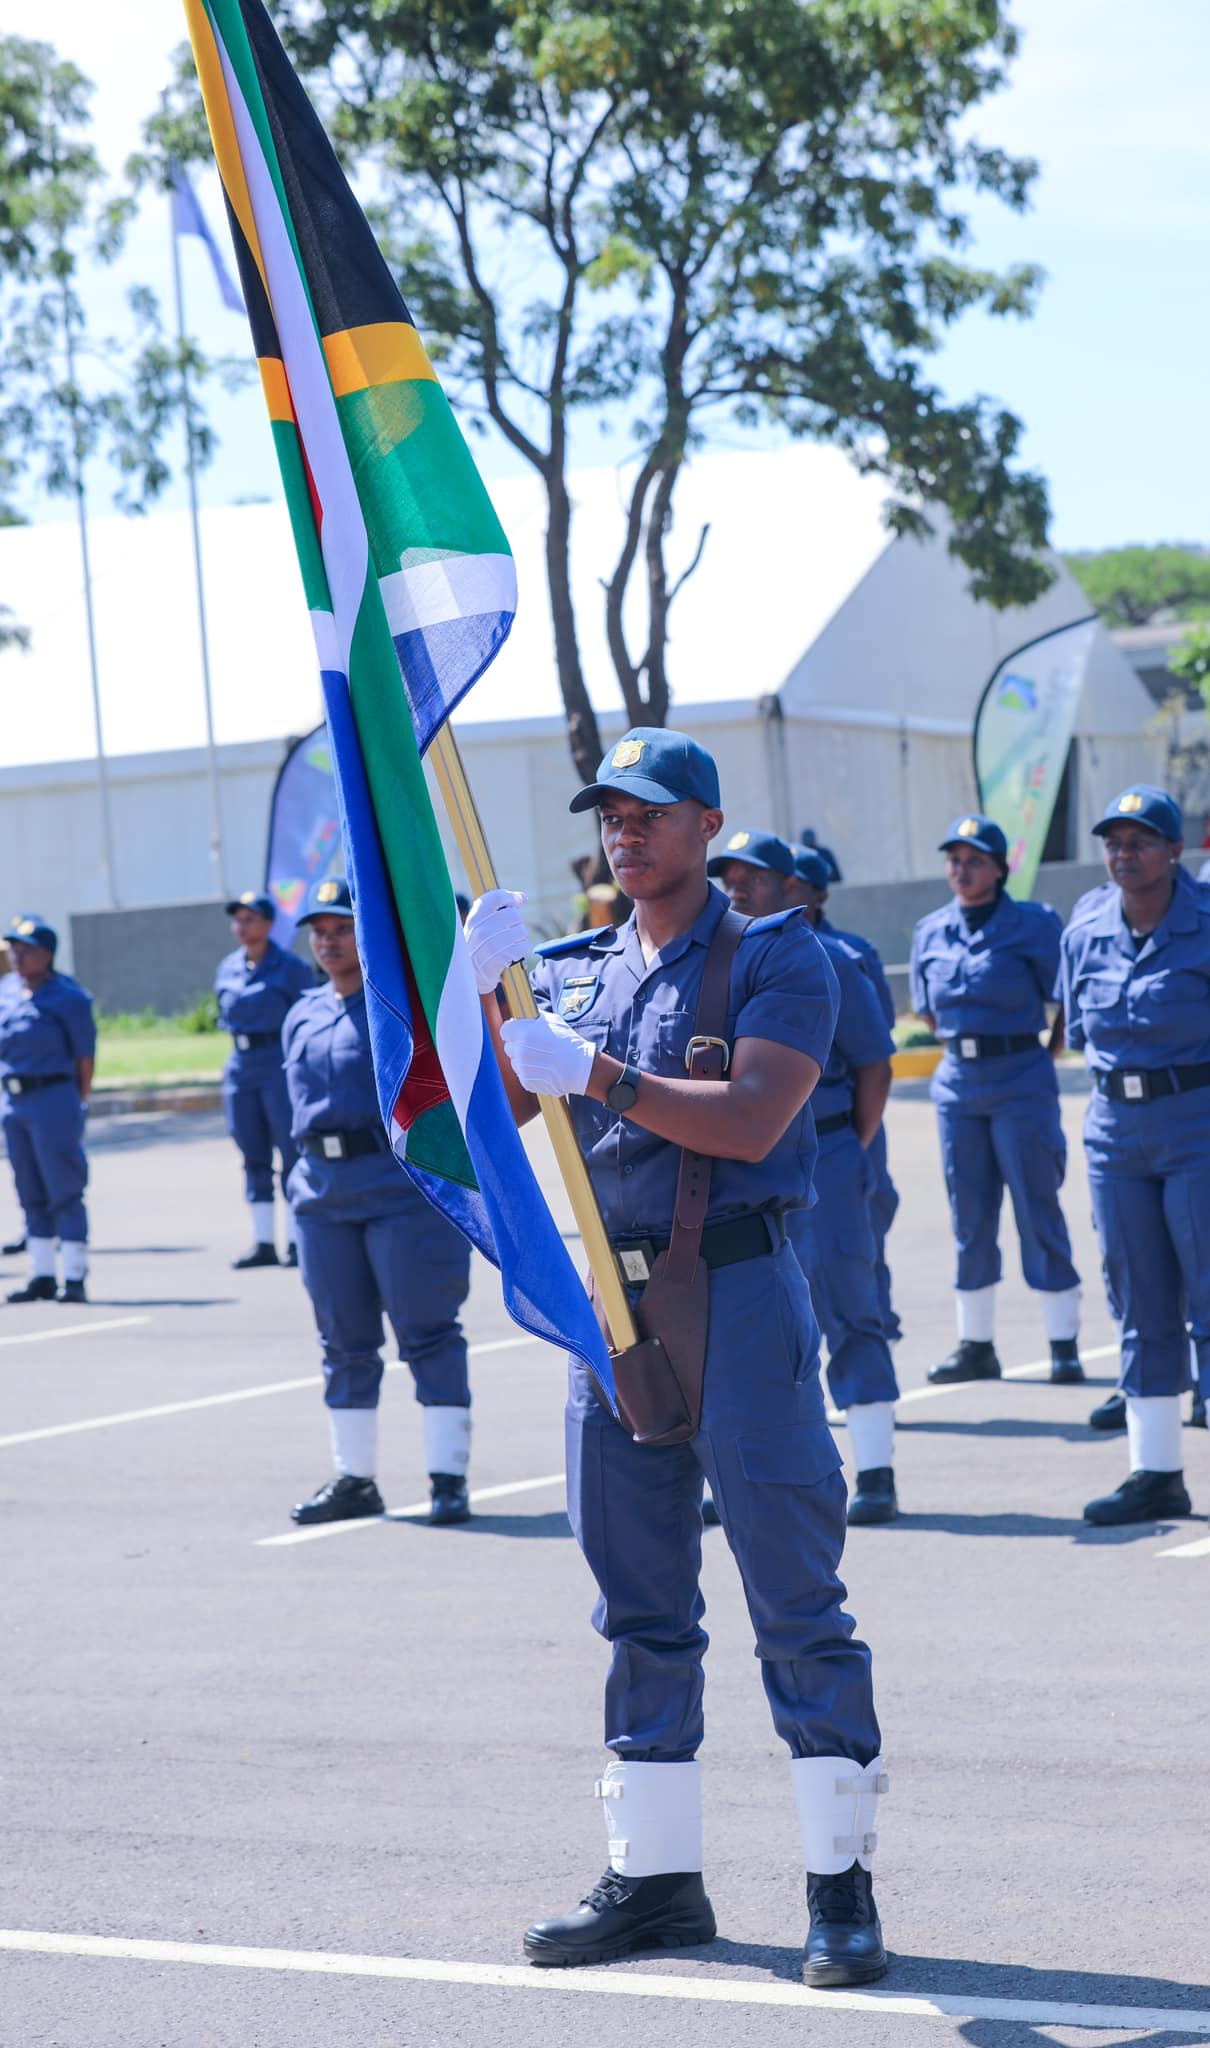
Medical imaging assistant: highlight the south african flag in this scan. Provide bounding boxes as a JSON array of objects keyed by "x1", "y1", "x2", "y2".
[{"x1": 185, "y1": 0, "x2": 611, "y2": 1388}]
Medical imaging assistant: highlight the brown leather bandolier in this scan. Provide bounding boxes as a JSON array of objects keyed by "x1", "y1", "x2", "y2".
[{"x1": 591, "y1": 906, "x2": 749, "y2": 1446}]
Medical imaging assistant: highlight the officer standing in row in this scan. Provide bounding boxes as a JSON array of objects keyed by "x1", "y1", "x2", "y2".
[
  {"x1": 285, "y1": 879, "x2": 475, "y2": 1529},
  {"x1": 215, "y1": 890, "x2": 313, "y2": 1269},
  {"x1": 0, "y1": 916, "x2": 96, "y2": 1304},
  {"x1": 708, "y1": 830, "x2": 900, "y2": 1523},
  {"x1": 1061, "y1": 787, "x2": 1209, "y2": 1526},
  {"x1": 466, "y1": 729, "x2": 889, "y2": 1987},
  {"x1": 910, "y1": 816, "x2": 1083, "y2": 1386},
  {"x1": 786, "y1": 846, "x2": 902, "y2": 1347}
]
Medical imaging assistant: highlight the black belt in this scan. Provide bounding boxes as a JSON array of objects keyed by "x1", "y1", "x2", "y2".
[
  {"x1": 300, "y1": 1127, "x2": 386, "y2": 1161},
  {"x1": 3, "y1": 1073, "x2": 73, "y2": 1097},
  {"x1": 230, "y1": 1029, "x2": 280, "y2": 1051},
  {"x1": 814, "y1": 1110, "x2": 854, "y2": 1136},
  {"x1": 1095, "y1": 1063, "x2": 1210, "y2": 1104},
  {"x1": 943, "y1": 1032, "x2": 1040, "y2": 1061},
  {"x1": 612, "y1": 1208, "x2": 786, "y2": 1285}
]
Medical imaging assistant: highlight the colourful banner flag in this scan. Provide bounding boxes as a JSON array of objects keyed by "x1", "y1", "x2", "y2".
[
  {"x1": 170, "y1": 161, "x2": 244, "y2": 312},
  {"x1": 185, "y1": 0, "x2": 612, "y2": 1392},
  {"x1": 974, "y1": 615, "x2": 1098, "y2": 899},
  {"x1": 264, "y1": 725, "x2": 343, "y2": 946}
]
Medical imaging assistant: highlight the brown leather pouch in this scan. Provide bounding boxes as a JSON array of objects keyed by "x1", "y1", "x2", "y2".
[{"x1": 596, "y1": 907, "x2": 748, "y2": 1446}]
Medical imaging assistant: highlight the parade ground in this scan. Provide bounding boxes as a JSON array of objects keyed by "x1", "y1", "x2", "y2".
[{"x1": 3, "y1": 1083, "x2": 1208, "y2": 2048}]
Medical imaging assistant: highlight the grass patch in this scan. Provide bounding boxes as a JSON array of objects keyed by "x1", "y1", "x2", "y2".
[
  {"x1": 893, "y1": 1016, "x2": 936, "y2": 1050},
  {"x1": 94, "y1": 1030, "x2": 228, "y2": 1089}
]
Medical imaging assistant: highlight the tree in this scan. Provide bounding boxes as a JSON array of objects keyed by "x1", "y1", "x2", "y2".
[
  {"x1": 148, "y1": 0, "x2": 1053, "y2": 783},
  {"x1": 1169, "y1": 620, "x2": 1210, "y2": 714},
  {"x1": 1062, "y1": 544, "x2": 1210, "y2": 629}
]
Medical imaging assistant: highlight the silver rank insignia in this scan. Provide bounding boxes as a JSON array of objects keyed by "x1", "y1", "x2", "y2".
[{"x1": 556, "y1": 974, "x2": 600, "y2": 1021}]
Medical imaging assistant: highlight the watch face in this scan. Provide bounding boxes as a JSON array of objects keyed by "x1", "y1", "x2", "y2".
[{"x1": 608, "y1": 1070, "x2": 639, "y2": 1111}]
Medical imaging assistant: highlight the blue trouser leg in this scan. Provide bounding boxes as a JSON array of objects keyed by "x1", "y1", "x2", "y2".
[
  {"x1": 1085, "y1": 1097, "x2": 1210, "y2": 1399},
  {"x1": 567, "y1": 1243, "x2": 881, "y2": 1765},
  {"x1": 866, "y1": 1125, "x2": 901, "y2": 1343},
  {"x1": 224, "y1": 1077, "x2": 275, "y2": 1205},
  {"x1": 260, "y1": 1068, "x2": 300, "y2": 1195},
  {"x1": 5, "y1": 1094, "x2": 88, "y2": 1241},
  {"x1": 4, "y1": 1110, "x2": 53, "y2": 1237},
  {"x1": 1088, "y1": 1166, "x2": 1189, "y2": 1397},
  {"x1": 295, "y1": 1211, "x2": 387, "y2": 1409},
  {"x1": 788, "y1": 1135, "x2": 899, "y2": 1411},
  {"x1": 989, "y1": 1105, "x2": 1080, "y2": 1293},
  {"x1": 364, "y1": 1204, "x2": 472, "y2": 1408},
  {"x1": 937, "y1": 1103, "x2": 1004, "y2": 1289}
]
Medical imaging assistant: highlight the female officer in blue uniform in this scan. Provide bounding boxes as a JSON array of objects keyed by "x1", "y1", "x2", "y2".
[
  {"x1": 467, "y1": 732, "x2": 888, "y2": 1990},
  {"x1": 0, "y1": 915, "x2": 96, "y2": 1304},
  {"x1": 709, "y1": 831, "x2": 899, "y2": 1524},
  {"x1": 910, "y1": 815, "x2": 1083, "y2": 1385},
  {"x1": 1061, "y1": 785, "x2": 1209, "y2": 1526},
  {"x1": 215, "y1": 890, "x2": 313, "y2": 1268},
  {"x1": 284, "y1": 879, "x2": 475, "y2": 1529}
]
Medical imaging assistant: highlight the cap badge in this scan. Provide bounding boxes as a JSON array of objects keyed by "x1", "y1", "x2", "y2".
[
  {"x1": 240, "y1": 891, "x2": 257, "y2": 904},
  {"x1": 16, "y1": 919, "x2": 36, "y2": 936},
  {"x1": 317, "y1": 880, "x2": 340, "y2": 903},
  {"x1": 1118, "y1": 793, "x2": 1143, "y2": 813},
  {"x1": 611, "y1": 739, "x2": 644, "y2": 769},
  {"x1": 727, "y1": 831, "x2": 750, "y2": 850},
  {"x1": 957, "y1": 818, "x2": 980, "y2": 838}
]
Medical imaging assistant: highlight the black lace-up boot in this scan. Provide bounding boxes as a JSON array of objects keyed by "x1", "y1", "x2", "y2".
[
  {"x1": 524, "y1": 1868, "x2": 715, "y2": 1967},
  {"x1": 803, "y1": 1861, "x2": 887, "y2": 1986}
]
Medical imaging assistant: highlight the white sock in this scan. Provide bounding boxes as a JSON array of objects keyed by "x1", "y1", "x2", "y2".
[
  {"x1": 422, "y1": 1405, "x2": 471, "y2": 1476},
  {"x1": 956, "y1": 1286, "x2": 996, "y2": 1343},
  {"x1": 28, "y1": 1237, "x2": 57, "y2": 1280},
  {"x1": 1041, "y1": 1287, "x2": 1081, "y2": 1343},
  {"x1": 846, "y1": 1401, "x2": 895, "y2": 1471},
  {"x1": 1125, "y1": 1395, "x2": 1182, "y2": 1475},
  {"x1": 60, "y1": 1242, "x2": 88, "y2": 1282},
  {"x1": 328, "y1": 1407, "x2": 378, "y2": 1479},
  {"x1": 250, "y1": 1201, "x2": 276, "y2": 1247}
]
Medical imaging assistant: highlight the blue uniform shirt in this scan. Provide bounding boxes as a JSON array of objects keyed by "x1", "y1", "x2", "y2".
[
  {"x1": 910, "y1": 892, "x2": 1061, "y2": 1038},
  {"x1": 0, "y1": 969, "x2": 96, "y2": 1080},
  {"x1": 1059, "y1": 866, "x2": 1210, "y2": 1073},
  {"x1": 818, "y1": 915, "x2": 895, "y2": 1028},
  {"x1": 811, "y1": 932, "x2": 895, "y2": 1122},
  {"x1": 216, "y1": 939, "x2": 313, "y2": 1066},
  {"x1": 283, "y1": 982, "x2": 411, "y2": 1211},
  {"x1": 531, "y1": 884, "x2": 839, "y2": 1237}
]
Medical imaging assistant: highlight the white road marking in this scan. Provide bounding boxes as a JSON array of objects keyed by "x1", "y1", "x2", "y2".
[
  {"x1": 0, "y1": 1315, "x2": 150, "y2": 1350},
  {"x1": 826, "y1": 1341, "x2": 1122, "y2": 1424},
  {"x1": 2, "y1": 1929, "x2": 1209, "y2": 2032},
  {"x1": 258, "y1": 1470, "x2": 568, "y2": 1548},
  {"x1": 0, "y1": 1335, "x2": 538, "y2": 1452},
  {"x1": 1157, "y1": 1533, "x2": 1210, "y2": 1559}
]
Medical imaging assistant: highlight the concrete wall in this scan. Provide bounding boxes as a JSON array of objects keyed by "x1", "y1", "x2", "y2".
[{"x1": 70, "y1": 900, "x2": 235, "y2": 1016}]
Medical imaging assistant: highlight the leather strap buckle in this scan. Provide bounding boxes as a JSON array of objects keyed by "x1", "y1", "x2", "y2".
[{"x1": 684, "y1": 1033, "x2": 730, "y2": 1074}]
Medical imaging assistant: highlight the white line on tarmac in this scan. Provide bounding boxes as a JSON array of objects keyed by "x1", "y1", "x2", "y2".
[
  {"x1": 0, "y1": 1335, "x2": 538, "y2": 1452},
  {"x1": 258, "y1": 1470, "x2": 567, "y2": 1548},
  {"x1": 3, "y1": 1929, "x2": 1209, "y2": 2032},
  {"x1": 1157, "y1": 1532, "x2": 1210, "y2": 1559},
  {"x1": 826, "y1": 1342, "x2": 1121, "y2": 1425},
  {"x1": 0, "y1": 1315, "x2": 150, "y2": 1350}
]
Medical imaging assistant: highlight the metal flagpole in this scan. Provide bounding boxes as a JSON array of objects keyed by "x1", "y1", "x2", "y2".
[
  {"x1": 171, "y1": 206, "x2": 228, "y2": 901},
  {"x1": 58, "y1": 265, "x2": 118, "y2": 910},
  {"x1": 429, "y1": 724, "x2": 638, "y2": 1351}
]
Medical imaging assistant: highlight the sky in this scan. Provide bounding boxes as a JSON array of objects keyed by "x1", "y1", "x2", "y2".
[{"x1": 4, "y1": 0, "x2": 1208, "y2": 553}]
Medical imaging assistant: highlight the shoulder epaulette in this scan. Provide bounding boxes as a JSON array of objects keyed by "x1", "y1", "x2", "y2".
[
  {"x1": 536, "y1": 927, "x2": 613, "y2": 960},
  {"x1": 743, "y1": 907, "x2": 804, "y2": 936}
]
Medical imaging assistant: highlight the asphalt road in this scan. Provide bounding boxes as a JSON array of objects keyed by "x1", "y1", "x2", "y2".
[{"x1": 2, "y1": 1090, "x2": 1208, "y2": 2048}]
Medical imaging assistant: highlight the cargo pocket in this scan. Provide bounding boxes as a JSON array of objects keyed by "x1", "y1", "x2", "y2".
[{"x1": 738, "y1": 1421, "x2": 842, "y2": 1488}]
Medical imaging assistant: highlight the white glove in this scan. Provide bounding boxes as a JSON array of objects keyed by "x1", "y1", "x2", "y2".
[
  {"x1": 464, "y1": 888, "x2": 530, "y2": 994},
  {"x1": 501, "y1": 1013, "x2": 597, "y2": 1098}
]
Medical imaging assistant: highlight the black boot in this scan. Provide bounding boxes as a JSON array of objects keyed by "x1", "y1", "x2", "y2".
[
  {"x1": 523, "y1": 1869, "x2": 716, "y2": 1967},
  {"x1": 7, "y1": 1276, "x2": 57, "y2": 1303},
  {"x1": 58, "y1": 1280, "x2": 88, "y2": 1305},
  {"x1": 290, "y1": 1474, "x2": 385, "y2": 1525},
  {"x1": 1088, "y1": 1389, "x2": 1127, "y2": 1432},
  {"x1": 803, "y1": 1861, "x2": 887, "y2": 1987},
  {"x1": 285, "y1": 1243, "x2": 299, "y2": 1268},
  {"x1": 234, "y1": 1243, "x2": 279, "y2": 1269},
  {"x1": 1083, "y1": 1469, "x2": 1192, "y2": 1526},
  {"x1": 701, "y1": 1488, "x2": 721, "y2": 1528},
  {"x1": 428, "y1": 1473, "x2": 471, "y2": 1526},
  {"x1": 927, "y1": 1339, "x2": 1001, "y2": 1384},
  {"x1": 1190, "y1": 1389, "x2": 1207, "y2": 1430},
  {"x1": 1049, "y1": 1339, "x2": 1085, "y2": 1385},
  {"x1": 847, "y1": 1468, "x2": 898, "y2": 1526},
  {"x1": 2, "y1": 1235, "x2": 26, "y2": 1256}
]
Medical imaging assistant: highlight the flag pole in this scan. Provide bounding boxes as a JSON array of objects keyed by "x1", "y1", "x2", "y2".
[
  {"x1": 429, "y1": 725, "x2": 639, "y2": 1350},
  {"x1": 170, "y1": 200, "x2": 229, "y2": 901}
]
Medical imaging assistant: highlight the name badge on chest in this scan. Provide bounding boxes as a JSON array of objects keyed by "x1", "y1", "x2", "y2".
[{"x1": 556, "y1": 974, "x2": 600, "y2": 1022}]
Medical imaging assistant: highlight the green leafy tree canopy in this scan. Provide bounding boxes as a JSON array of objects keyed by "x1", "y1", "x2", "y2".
[{"x1": 1063, "y1": 543, "x2": 1210, "y2": 629}]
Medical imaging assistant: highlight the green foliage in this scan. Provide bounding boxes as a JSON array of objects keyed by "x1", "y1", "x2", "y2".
[
  {"x1": 1169, "y1": 620, "x2": 1210, "y2": 713},
  {"x1": 96, "y1": 992, "x2": 220, "y2": 1036},
  {"x1": 176, "y1": 989, "x2": 221, "y2": 1034},
  {"x1": 1062, "y1": 544, "x2": 1210, "y2": 629}
]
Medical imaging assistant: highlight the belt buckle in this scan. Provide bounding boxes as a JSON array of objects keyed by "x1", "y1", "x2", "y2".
[
  {"x1": 684, "y1": 1033, "x2": 730, "y2": 1074},
  {"x1": 321, "y1": 1134, "x2": 344, "y2": 1159},
  {"x1": 235, "y1": 1033, "x2": 251, "y2": 1051},
  {"x1": 959, "y1": 1037, "x2": 979, "y2": 1061},
  {"x1": 1122, "y1": 1073, "x2": 1146, "y2": 1101},
  {"x1": 5, "y1": 1076, "x2": 21, "y2": 1095},
  {"x1": 617, "y1": 1245, "x2": 651, "y2": 1285}
]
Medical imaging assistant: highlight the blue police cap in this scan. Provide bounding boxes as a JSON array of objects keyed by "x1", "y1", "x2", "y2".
[
  {"x1": 569, "y1": 727, "x2": 720, "y2": 814},
  {"x1": 706, "y1": 827, "x2": 795, "y2": 878},
  {"x1": 225, "y1": 889, "x2": 277, "y2": 920},
  {"x1": 791, "y1": 845, "x2": 831, "y2": 888},
  {"x1": 939, "y1": 813, "x2": 1008, "y2": 861},
  {"x1": 1092, "y1": 785, "x2": 1182, "y2": 843},
  {"x1": 296, "y1": 875, "x2": 355, "y2": 925},
  {"x1": 6, "y1": 912, "x2": 56, "y2": 953}
]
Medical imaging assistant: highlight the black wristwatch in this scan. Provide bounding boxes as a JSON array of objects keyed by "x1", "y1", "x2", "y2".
[{"x1": 605, "y1": 1061, "x2": 642, "y2": 1113}]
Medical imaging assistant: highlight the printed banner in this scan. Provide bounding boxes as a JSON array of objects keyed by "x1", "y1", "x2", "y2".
[
  {"x1": 974, "y1": 616, "x2": 1098, "y2": 898},
  {"x1": 264, "y1": 725, "x2": 342, "y2": 946}
]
